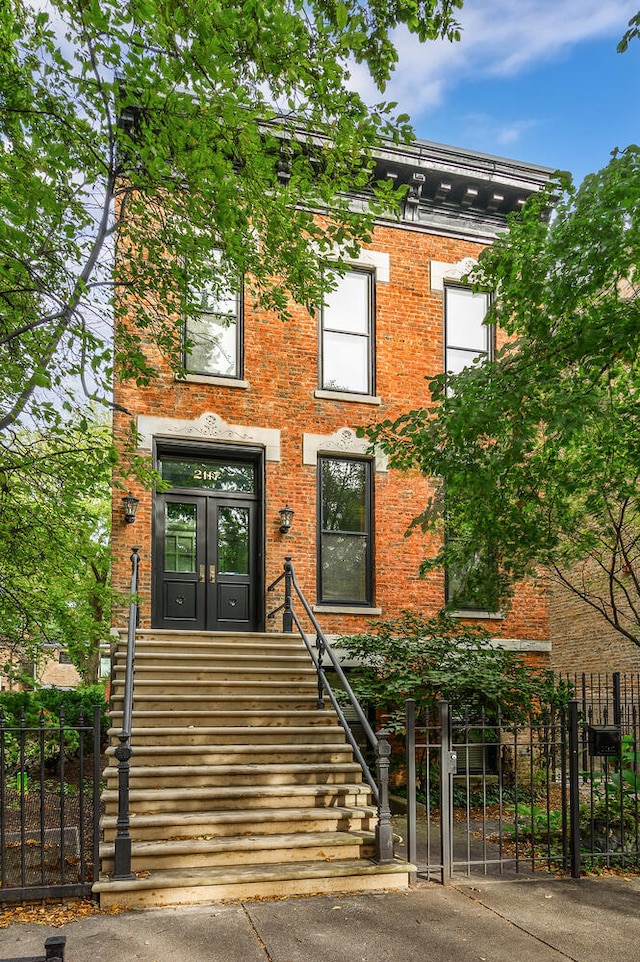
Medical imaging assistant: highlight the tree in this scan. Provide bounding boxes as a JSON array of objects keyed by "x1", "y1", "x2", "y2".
[
  {"x1": 0, "y1": 0, "x2": 463, "y2": 437},
  {"x1": 0, "y1": 0, "x2": 464, "y2": 667},
  {"x1": 0, "y1": 415, "x2": 115, "y2": 684},
  {"x1": 365, "y1": 146, "x2": 640, "y2": 646}
]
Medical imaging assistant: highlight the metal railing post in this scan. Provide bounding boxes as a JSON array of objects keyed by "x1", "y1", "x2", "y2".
[
  {"x1": 112, "y1": 547, "x2": 139, "y2": 880},
  {"x1": 406, "y1": 699, "x2": 417, "y2": 883},
  {"x1": 283, "y1": 556, "x2": 293, "y2": 633},
  {"x1": 375, "y1": 729, "x2": 395, "y2": 863},
  {"x1": 568, "y1": 699, "x2": 581, "y2": 880},
  {"x1": 439, "y1": 700, "x2": 453, "y2": 884}
]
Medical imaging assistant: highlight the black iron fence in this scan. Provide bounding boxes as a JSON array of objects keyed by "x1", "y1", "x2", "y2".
[
  {"x1": 0, "y1": 706, "x2": 102, "y2": 903},
  {"x1": 404, "y1": 675, "x2": 640, "y2": 881}
]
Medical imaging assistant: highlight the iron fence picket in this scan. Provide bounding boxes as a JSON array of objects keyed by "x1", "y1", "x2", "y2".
[
  {"x1": 405, "y1": 677, "x2": 640, "y2": 882},
  {"x1": 0, "y1": 707, "x2": 102, "y2": 903}
]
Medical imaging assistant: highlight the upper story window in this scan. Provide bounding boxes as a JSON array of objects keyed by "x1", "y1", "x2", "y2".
[
  {"x1": 185, "y1": 251, "x2": 242, "y2": 378},
  {"x1": 444, "y1": 285, "x2": 491, "y2": 375},
  {"x1": 320, "y1": 269, "x2": 374, "y2": 394}
]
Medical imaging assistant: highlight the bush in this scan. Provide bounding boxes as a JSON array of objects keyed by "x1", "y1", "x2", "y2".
[
  {"x1": 0, "y1": 684, "x2": 109, "y2": 774},
  {"x1": 339, "y1": 611, "x2": 569, "y2": 730},
  {"x1": 0, "y1": 684, "x2": 109, "y2": 738}
]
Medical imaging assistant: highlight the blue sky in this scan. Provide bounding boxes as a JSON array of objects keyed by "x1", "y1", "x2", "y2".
[{"x1": 352, "y1": 0, "x2": 640, "y2": 184}]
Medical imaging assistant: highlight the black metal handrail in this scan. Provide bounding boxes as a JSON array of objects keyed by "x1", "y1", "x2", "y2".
[
  {"x1": 111, "y1": 546, "x2": 139, "y2": 879},
  {"x1": 268, "y1": 556, "x2": 394, "y2": 863}
]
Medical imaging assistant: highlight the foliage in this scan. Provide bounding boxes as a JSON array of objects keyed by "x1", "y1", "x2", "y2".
[
  {"x1": 0, "y1": 683, "x2": 109, "y2": 733},
  {"x1": 364, "y1": 146, "x2": 640, "y2": 645},
  {"x1": 0, "y1": 0, "x2": 463, "y2": 436},
  {"x1": 580, "y1": 734, "x2": 640, "y2": 855},
  {"x1": 0, "y1": 416, "x2": 115, "y2": 682},
  {"x1": 506, "y1": 801, "x2": 564, "y2": 847},
  {"x1": 338, "y1": 611, "x2": 565, "y2": 725},
  {"x1": 0, "y1": 684, "x2": 108, "y2": 773}
]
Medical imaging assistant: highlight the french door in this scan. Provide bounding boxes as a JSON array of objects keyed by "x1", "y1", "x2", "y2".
[{"x1": 152, "y1": 450, "x2": 262, "y2": 631}]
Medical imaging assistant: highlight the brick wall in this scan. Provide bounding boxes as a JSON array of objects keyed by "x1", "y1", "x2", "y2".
[
  {"x1": 549, "y1": 575, "x2": 640, "y2": 674},
  {"x1": 112, "y1": 218, "x2": 550, "y2": 665}
]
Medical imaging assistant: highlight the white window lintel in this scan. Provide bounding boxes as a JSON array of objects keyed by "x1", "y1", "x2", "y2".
[
  {"x1": 136, "y1": 411, "x2": 281, "y2": 461},
  {"x1": 303, "y1": 427, "x2": 388, "y2": 473},
  {"x1": 431, "y1": 256, "x2": 478, "y2": 292}
]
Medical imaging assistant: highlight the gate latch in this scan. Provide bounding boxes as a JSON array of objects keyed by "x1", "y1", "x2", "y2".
[{"x1": 446, "y1": 751, "x2": 458, "y2": 775}]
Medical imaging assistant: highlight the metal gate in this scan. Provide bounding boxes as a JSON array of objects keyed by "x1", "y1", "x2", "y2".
[
  {"x1": 404, "y1": 681, "x2": 640, "y2": 881},
  {"x1": 0, "y1": 706, "x2": 102, "y2": 903}
]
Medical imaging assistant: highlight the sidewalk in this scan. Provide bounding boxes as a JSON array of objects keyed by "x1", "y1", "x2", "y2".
[{"x1": 2, "y1": 875, "x2": 639, "y2": 962}]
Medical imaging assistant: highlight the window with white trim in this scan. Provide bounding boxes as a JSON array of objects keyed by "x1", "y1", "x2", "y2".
[
  {"x1": 444, "y1": 285, "x2": 491, "y2": 374},
  {"x1": 185, "y1": 251, "x2": 242, "y2": 378},
  {"x1": 320, "y1": 269, "x2": 374, "y2": 394}
]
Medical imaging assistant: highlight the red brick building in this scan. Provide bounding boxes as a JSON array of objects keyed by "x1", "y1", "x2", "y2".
[{"x1": 111, "y1": 138, "x2": 552, "y2": 664}]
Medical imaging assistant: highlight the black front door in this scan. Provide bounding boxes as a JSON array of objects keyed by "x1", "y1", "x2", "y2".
[{"x1": 153, "y1": 450, "x2": 262, "y2": 631}]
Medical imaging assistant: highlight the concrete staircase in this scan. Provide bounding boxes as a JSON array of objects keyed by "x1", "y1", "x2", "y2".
[{"x1": 93, "y1": 630, "x2": 411, "y2": 907}]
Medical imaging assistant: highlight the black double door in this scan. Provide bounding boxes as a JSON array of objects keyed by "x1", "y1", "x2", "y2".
[{"x1": 153, "y1": 463, "x2": 261, "y2": 632}]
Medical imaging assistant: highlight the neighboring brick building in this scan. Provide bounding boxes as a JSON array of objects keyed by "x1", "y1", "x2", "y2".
[
  {"x1": 549, "y1": 576, "x2": 640, "y2": 675},
  {"x1": 111, "y1": 138, "x2": 552, "y2": 665}
]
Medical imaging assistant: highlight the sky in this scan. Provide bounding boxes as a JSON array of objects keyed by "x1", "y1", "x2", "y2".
[{"x1": 351, "y1": 0, "x2": 640, "y2": 184}]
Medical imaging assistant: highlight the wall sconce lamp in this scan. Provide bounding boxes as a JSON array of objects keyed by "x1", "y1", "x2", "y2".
[
  {"x1": 279, "y1": 504, "x2": 294, "y2": 535},
  {"x1": 122, "y1": 491, "x2": 139, "y2": 524}
]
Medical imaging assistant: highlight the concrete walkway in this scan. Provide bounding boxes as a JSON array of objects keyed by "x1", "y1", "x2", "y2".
[{"x1": 2, "y1": 875, "x2": 640, "y2": 962}]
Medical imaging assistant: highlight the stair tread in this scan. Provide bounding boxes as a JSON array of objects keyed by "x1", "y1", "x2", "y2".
[
  {"x1": 100, "y1": 804, "x2": 376, "y2": 828},
  {"x1": 104, "y1": 762, "x2": 361, "y2": 776},
  {"x1": 100, "y1": 829, "x2": 374, "y2": 857},
  {"x1": 102, "y1": 782, "x2": 369, "y2": 802},
  {"x1": 93, "y1": 857, "x2": 411, "y2": 893}
]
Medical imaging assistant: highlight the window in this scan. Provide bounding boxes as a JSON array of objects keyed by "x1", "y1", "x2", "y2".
[
  {"x1": 320, "y1": 269, "x2": 374, "y2": 394},
  {"x1": 185, "y1": 251, "x2": 242, "y2": 377},
  {"x1": 444, "y1": 285, "x2": 491, "y2": 374},
  {"x1": 445, "y1": 546, "x2": 494, "y2": 611},
  {"x1": 318, "y1": 457, "x2": 372, "y2": 604}
]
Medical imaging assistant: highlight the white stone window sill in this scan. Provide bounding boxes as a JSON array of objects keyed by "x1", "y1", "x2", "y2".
[
  {"x1": 449, "y1": 609, "x2": 505, "y2": 620},
  {"x1": 177, "y1": 373, "x2": 250, "y2": 389},
  {"x1": 312, "y1": 605, "x2": 382, "y2": 616},
  {"x1": 314, "y1": 389, "x2": 381, "y2": 406}
]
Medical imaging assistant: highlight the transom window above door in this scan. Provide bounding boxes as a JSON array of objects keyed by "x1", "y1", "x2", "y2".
[
  {"x1": 159, "y1": 456, "x2": 255, "y2": 493},
  {"x1": 184, "y1": 250, "x2": 242, "y2": 378},
  {"x1": 320, "y1": 269, "x2": 374, "y2": 395}
]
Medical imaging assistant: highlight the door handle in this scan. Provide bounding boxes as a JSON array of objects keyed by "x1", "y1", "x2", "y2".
[
  {"x1": 199, "y1": 565, "x2": 205, "y2": 583},
  {"x1": 209, "y1": 565, "x2": 216, "y2": 584}
]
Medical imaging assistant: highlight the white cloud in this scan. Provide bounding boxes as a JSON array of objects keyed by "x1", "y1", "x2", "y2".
[{"x1": 350, "y1": 0, "x2": 637, "y2": 115}]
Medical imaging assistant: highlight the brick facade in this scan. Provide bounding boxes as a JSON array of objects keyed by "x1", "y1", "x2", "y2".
[
  {"x1": 112, "y1": 139, "x2": 552, "y2": 665},
  {"x1": 549, "y1": 576, "x2": 640, "y2": 675}
]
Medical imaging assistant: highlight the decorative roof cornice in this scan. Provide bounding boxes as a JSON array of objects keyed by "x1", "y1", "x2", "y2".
[{"x1": 368, "y1": 138, "x2": 555, "y2": 240}]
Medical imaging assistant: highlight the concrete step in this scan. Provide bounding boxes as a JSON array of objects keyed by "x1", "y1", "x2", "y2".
[
  {"x1": 108, "y1": 709, "x2": 336, "y2": 728},
  {"x1": 118, "y1": 630, "x2": 304, "y2": 649},
  {"x1": 107, "y1": 724, "x2": 346, "y2": 747},
  {"x1": 100, "y1": 805, "x2": 378, "y2": 841},
  {"x1": 110, "y1": 678, "x2": 319, "y2": 697},
  {"x1": 103, "y1": 761, "x2": 363, "y2": 788},
  {"x1": 112, "y1": 664, "x2": 317, "y2": 683},
  {"x1": 104, "y1": 742, "x2": 355, "y2": 767},
  {"x1": 99, "y1": 829, "x2": 376, "y2": 873},
  {"x1": 101, "y1": 782, "x2": 371, "y2": 815},
  {"x1": 110, "y1": 693, "x2": 324, "y2": 713},
  {"x1": 114, "y1": 650, "x2": 312, "y2": 668},
  {"x1": 93, "y1": 858, "x2": 412, "y2": 908}
]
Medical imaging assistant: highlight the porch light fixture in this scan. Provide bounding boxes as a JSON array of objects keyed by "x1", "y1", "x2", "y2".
[
  {"x1": 279, "y1": 504, "x2": 294, "y2": 534},
  {"x1": 122, "y1": 491, "x2": 139, "y2": 525}
]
